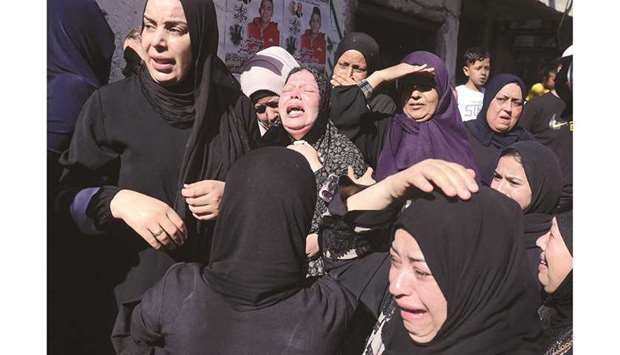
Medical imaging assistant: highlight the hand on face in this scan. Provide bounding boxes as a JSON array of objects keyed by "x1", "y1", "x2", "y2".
[
  {"x1": 181, "y1": 180, "x2": 226, "y2": 221},
  {"x1": 141, "y1": 0, "x2": 192, "y2": 86},
  {"x1": 331, "y1": 50, "x2": 368, "y2": 86},
  {"x1": 254, "y1": 95, "x2": 280, "y2": 131}
]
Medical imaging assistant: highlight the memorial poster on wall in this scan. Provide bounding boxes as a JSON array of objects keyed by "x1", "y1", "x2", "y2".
[{"x1": 223, "y1": 0, "x2": 330, "y2": 74}]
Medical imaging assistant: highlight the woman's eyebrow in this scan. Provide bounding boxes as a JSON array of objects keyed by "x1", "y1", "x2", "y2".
[{"x1": 143, "y1": 14, "x2": 187, "y2": 26}]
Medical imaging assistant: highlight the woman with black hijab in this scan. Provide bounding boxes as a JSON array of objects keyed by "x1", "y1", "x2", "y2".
[
  {"x1": 111, "y1": 147, "x2": 386, "y2": 355},
  {"x1": 261, "y1": 65, "x2": 367, "y2": 276},
  {"x1": 330, "y1": 32, "x2": 397, "y2": 118},
  {"x1": 491, "y1": 141, "x2": 563, "y2": 286},
  {"x1": 47, "y1": 0, "x2": 115, "y2": 183},
  {"x1": 48, "y1": 1, "x2": 115, "y2": 352},
  {"x1": 464, "y1": 73, "x2": 535, "y2": 185},
  {"x1": 319, "y1": 184, "x2": 542, "y2": 354},
  {"x1": 536, "y1": 212, "x2": 573, "y2": 354},
  {"x1": 55, "y1": 0, "x2": 259, "y2": 343}
]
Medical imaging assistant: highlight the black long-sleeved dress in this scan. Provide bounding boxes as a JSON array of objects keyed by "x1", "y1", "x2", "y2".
[
  {"x1": 329, "y1": 85, "x2": 396, "y2": 169},
  {"x1": 55, "y1": 73, "x2": 258, "y2": 306}
]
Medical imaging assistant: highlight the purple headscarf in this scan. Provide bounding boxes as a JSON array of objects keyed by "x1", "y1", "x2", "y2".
[{"x1": 375, "y1": 51, "x2": 479, "y2": 181}]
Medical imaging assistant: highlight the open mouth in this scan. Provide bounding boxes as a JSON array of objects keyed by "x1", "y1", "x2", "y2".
[
  {"x1": 398, "y1": 304, "x2": 428, "y2": 320},
  {"x1": 286, "y1": 103, "x2": 305, "y2": 117},
  {"x1": 151, "y1": 57, "x2": 175, "y2": 72}
]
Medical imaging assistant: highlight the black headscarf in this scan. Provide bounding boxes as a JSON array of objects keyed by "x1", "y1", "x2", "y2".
[
  {"x1": 499, "y1": 141, "x2": 563, "y2": 266},
  {"x1": 261, "y1": 65, "x2": 331, "y2": 146},
  {"x1": 47, "y1": 0, "x2": 115, "y2": 88},
  {"x1": 203, "y1": 147, "x2": 316, "y2": 310},
  {"x1": 334, "y1": 32, "x2": 380, "y2": 75},
  {"x1": 555, "y1": 54, "x2": 573, "y2": 120},
  {"x1": 137, "y1": 0, "x2": 252, "y2": 222},
  {"x1": 383, "y1": 188, "x2": 541, "y2": 354},
  {"x1": 467, "y1": 74, "x2": 533, "y2": 149},
  {"x1": 538, "y1": 210, "x2": 572, "y2": 353}
]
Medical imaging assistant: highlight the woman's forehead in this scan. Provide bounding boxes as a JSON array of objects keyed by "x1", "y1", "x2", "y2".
[
  {"x1": 144, "y1": 0, "x2": 187, "y2": 21},
  {"x1": 496, "y1": 82, "x2": 522, "y2": 97},
  {"x1": 286, "y1": 70, "x2": 318, "y2": 86}
]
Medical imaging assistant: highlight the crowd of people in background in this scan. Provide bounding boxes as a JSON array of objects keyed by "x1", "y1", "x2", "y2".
[{"x1": 48, "y1": 0, "x2": 573, "y2": 354}]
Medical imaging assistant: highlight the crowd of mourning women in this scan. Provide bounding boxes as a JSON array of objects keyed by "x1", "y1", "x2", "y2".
[{"x1": 48, "y1": 0, "x2": 573, "y2": 354}]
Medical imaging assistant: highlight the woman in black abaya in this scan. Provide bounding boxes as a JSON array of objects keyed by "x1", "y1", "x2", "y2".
[
  {"x1": 47, "y1": 1, "x2": 115, "y2": 353},
  {"x1": 491, "y1": 141, "x2": 563, "y2": 288},
  {"x1": 320, "y1": 187, "x2": 542, "y2": 354},
  {"x1": 112, "y1": 147, "x2": 386, "y2": 354},
  {"x1": 261, "y1": 65, "x2": 367, "y2": 276},
  {"x1": 55, "y1": 0, "x2": 259, "y2": 346},
  {"x1": 464, "y1": 74, "x2": 534, "y2": 184}
]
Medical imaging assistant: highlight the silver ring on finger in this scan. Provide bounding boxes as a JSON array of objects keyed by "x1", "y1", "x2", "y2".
[{"x1": 152, "y1": 229, "x2": 164, "y2": 237}]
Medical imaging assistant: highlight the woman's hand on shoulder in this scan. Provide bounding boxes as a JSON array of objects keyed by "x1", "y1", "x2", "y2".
[
  {"x1": 181, "y1": 180, "x2": 226, "y2": 221},
  {"x1": 287, "y1": 142, "x2": 323, "y2": 172},
  {"x1": 110, "y1": 189, "x2": 187, "y2": 250}
]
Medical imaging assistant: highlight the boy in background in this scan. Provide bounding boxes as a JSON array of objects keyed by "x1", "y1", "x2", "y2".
[{"x1": 456, "y1": 47, "x2": 491, "y2": 121}]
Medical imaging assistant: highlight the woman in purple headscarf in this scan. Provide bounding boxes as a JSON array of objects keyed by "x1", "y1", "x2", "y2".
[{"x1": 373, "y1": 51, "x2": 479, "y2": 181}]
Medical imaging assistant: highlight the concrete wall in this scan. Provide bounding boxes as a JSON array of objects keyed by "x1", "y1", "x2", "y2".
[
  {"x1": 97, "y1": 0, "x2": 349, "y2": 82},
  {"x1": 96, "y1": 0, "x2": 462, "y2": 83},
  {"x1": 96, "y1": 0, "x2": 144, "y2": 83}
]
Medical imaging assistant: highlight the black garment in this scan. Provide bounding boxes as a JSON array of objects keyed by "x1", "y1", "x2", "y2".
[
  {"x1": 520, "y1": 92, "x2": 572, "y2": 212},
  {"x1": 465, "y1": 74, "x2": 534, "y2": 184},
  {"x1": 122, "y1": 47, "x2": 143, "y2": 78},
  {"x1": 539, "y1": 272, "x2": 573, "y2": 355},
  {"x1": 48, "y1": 1, "x2": 115, "y2": 353},
  {"x1": 55, "y1": 0, "x2": 259, "y2": 346},
  {"x1": 322, "y1": 188, "x2": 542, "y2": 355},
  {"x1": 112, "y1": 148, "x2": 386, "y2": 355},
  {"x1": 330, "y1": 30, "x2": 397, "y2": 155},
  {"x1": 538, "y1": 211, "x2": 573, "y2": 355},
  {"x1": 330, "y1": 85, "x2": 396, "y2": 169},
  {"x1": 499, "y1": 141, "x2": 563, "y2": 287},
  {"x1": 57, "y1": 67, "x2": 257, "y2": 300},
  {"x1": 334, "y1": 32, "x2": 381, "y2": 74},
  {"x1": 329, "y1": 85, "x2": 390, "y2": 166},
  {"x1": 47, "y1": 0, "x2": 114, "y2": 164},
  {"x1": 386, "y1": 189, "x2": 542, "y2": 354},
  {"x1": 262, "y1": 66, "x2": 367, "y2": 276}
]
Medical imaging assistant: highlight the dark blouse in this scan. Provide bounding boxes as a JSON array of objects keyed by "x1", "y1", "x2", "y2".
[
  {"x1": 464, "y1": 121, "x2": 534, "y2": 185},
  {"x1": 330, "y1": 85, "x2": 396, "y2": 169},
  {"x1": 112, "y1": 254, "x2": 388, "y2": 354},
  {"x1": 55, "y1": 74, "x2": 257, "y2": 305}
]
